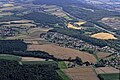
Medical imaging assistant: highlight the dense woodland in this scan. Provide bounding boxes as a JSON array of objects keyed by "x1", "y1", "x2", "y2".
[
  {"x1": 22, "y1": 12, "x2": 65, "y2": 26},
  {"x1": 63, "y1": 6, "x2": 120, "y2": 21},
  {"x1": 91, "y1": 22, "x2": 115, "y2": 32},
  {"x1": 33, "y1": 0, "x2": 76, "y2": 5},
  {"x1": 0, "y1": 40, "x2": 27, "y2": 52},
  {"x1": 0, "y1": 60, "x2": 62, "y2": 80},
  {"x1": 115, "y1": 30, "x2": 120, "y2": 35}
]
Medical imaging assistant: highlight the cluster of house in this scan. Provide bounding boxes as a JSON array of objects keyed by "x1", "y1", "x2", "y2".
[
  {"x1": 41, "y1": 32, "x2": 118, "y2": 54},
  {"x1": 0, "y1": 20, "x2": 36, "y2": 37},
  {"x1": 0, "y1": 26, "x2": 17, "y2": 37}
]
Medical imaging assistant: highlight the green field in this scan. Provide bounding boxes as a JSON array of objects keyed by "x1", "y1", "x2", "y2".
[
  {"x1": 98, "y1": 73, "x2": 120, "y2": 80},
  {"x1": 57, "y1": 61, "x2": 70, "y2": 80},
  {"x1": 58, "y1": 61, "x2": 67, "y2": 69},
  {"x1": 0, "y1": 54, "x2": 21, "y2": 61},
  {"x1": 22, "y1": 61, "x2": 57, "y2": 65},
  {"x1": 63, "y1": 16, "x2": 73, "y2": 20},
  {"x1": 57, "y1": 70, "x2": 71, "y2": 80}
]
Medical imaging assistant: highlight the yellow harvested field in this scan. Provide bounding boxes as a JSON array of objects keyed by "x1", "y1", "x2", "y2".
[
  {"x1": 0, "y1": 6, "x2": 23, "y2": 12},
  {"x1": 64, "y1": 67, "x2": 99, "y2": 80},
  {"x1": 27, "y1": 28, "x2": 52, "y2": 34},
  {"x1": 52, "y1": 12, "x2": 67, "y2": 17},
  {"x1": 0, "y1": 12, "x2": 13, "y2": 16},
  {"x1": 28, "y1": 44, "x2": 97, "y2": 63},
  {"x1": 67, "y1": 23, "x2": 82, "y2": 29},
  {"x1": 74, "y1": 21, "x2": 86, "y2": 26},
  {"x1": 95, "y1": 67, "x2": 119, "y2": 74},
  {"x1": 0, "y1": 20, "x2": 34, "y2": 24},
  {"x1": 21, "y1": 57, "x2": 45, "y2": 61},
  {"x1": 2, "y1": 23, "x2": 36, "y2": 28},
  {"x1": 10, "y1": 20, "x2": 34, "y2": 23},
  {"x1": 91, "y1": 32, "x2": 117, "y2": 40},
  {"x1": 3, "y1": 4, "x2": 14, "y2": 7},
  {"x1": 97, "y1": 52, "x2": 111, "y2": 59}
]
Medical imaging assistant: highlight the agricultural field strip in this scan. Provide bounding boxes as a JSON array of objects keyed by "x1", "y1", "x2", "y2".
[
  {"x1": 64, "y1": 67, "x2": 99, "y2": 80},
  {"x1": 28, "y1": 44, "x2": 97, "y2": 63},
  {"x1": 21, "y1": 57, "x2": 45, "y2": 61},
  {"x1": 95, "y1": 67, "x2": 119, "y2": 74},
  {"x1": 97, "y1": 52, "x2": 111, "y2": 59}
]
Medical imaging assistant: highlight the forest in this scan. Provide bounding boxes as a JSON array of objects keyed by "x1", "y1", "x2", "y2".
[
  {"x1": 22, "y1": 12, "x2": 65, "y2": 26},
  {"x1": 0, "y1": 59, "x2": 62, "y2": 80},
  {"x1": 63, "y1": 6, "x2": 120, "y2": 21},
  {"x1": 0, "y1": 40, "x2": 27, "y2": 52}
]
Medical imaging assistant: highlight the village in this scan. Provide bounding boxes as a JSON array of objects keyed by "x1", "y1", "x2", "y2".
[
  {"x1": 41, "y1": 32, "x2": 118, "y2": 54},
  {"x1": 0, "y1": 20, "x2": 37, "y2": 37}
]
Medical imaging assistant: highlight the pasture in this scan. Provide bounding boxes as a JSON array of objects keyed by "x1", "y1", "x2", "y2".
[{"x1": 0, "y1": 54, "x2": 21, "y2": 61}]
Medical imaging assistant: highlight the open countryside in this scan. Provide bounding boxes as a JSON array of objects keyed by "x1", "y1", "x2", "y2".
[
  {"x1": 0, "y1": 0, "x2": 120, "y2": 80},
  {"x1": 28, "y1": 44, "x2": 97, "y2": 63}
]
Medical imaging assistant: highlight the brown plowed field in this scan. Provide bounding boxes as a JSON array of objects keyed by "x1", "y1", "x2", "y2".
[
  {"x1": 97, "y1": 52, "x2": 111, "y2": 59},
  {"x1": 95, "y1": 67, "x2": 119, "y2": 74},
  {"x1": 21, "y1": 57, "x2": 45, "y2": 61},
  {"x1": 28, "y1": 44, "x2": 97, "y2": 63},
  {"x1": 64, "y1": 67, "x2": 99, "y2": 80}
]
